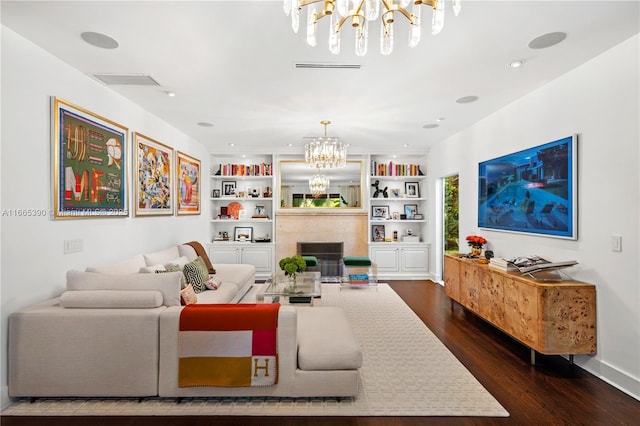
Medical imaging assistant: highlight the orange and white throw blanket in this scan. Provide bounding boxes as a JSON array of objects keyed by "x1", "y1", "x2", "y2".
[{"x1": 178, "y1": 303, "x2": 279, "y2": 387}]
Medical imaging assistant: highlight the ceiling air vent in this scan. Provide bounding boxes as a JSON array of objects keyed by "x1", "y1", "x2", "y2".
[
  {"x1": 93, "y1": 73, "x2": 161, "y2": 86},
  {"x1": 295, "y1": 62, "x2": 361, "y2": 70}
]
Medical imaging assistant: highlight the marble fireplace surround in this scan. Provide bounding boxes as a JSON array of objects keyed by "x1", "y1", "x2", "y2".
[{"x1": 275, "y1": 211, "x2": 368, "y2": 266}]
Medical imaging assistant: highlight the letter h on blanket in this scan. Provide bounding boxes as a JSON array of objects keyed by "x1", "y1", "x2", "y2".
[{"x1": 178, "y1": 303, "x2": 280, "y2": 387}]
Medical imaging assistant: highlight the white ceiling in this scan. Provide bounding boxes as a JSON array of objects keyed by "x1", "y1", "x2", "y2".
[{"x1": 2, "y1": 1, "x2": 638, "y2": 156}]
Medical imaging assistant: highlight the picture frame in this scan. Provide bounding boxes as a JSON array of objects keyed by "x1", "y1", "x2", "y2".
[
  {"x1": 478, "y1": 135, "x2": 577, "y2": 239},
  {"x1": 222, "y1": 181, "x2": 236, "y2": 196},
  {"x1": 52, "y1": 97, "x2": 129, "y2": 219},
  {"x1": 234, "y1": 226, "x2": 253, "y2": 242},
  {"x1": 372, "y1": 224, "x2": 385, "y2": 242},
  {"x1": 212, "y1": 189, "x2": 221, "y2": 198},
  {"x1": 414, "y1": 213, "x2": 424, "y2": 220},
  {"x1": 405, "y1": 182, "x2": 420, "y2": 198},
  {"x1": 392, "y1": 211, "x2": 400, "y2": 220},
  {"x1": 253, "y1": 205, "x2": 267, "y2": 217},
  {"x1": 237, "y1": 191, "x2": 247, "y2": 198},
  {"x1": 247, "y1": 186, "x2": 262, "y2": 198},
  {"x1": 391, "y1": 188, "x2": 400, "y2": 198},
  {"x1": 371, "y1": 205, "x2": 390, "y2": 219},
  {"x1": 134, "y1": 133, "x2": 173, "y2": 216},
  {"x1": 176, "y1": 151, "x2": 201, "y2": 215},
  {"x1": 404, "y1": 204, "x2": 418, "y2": 219}
]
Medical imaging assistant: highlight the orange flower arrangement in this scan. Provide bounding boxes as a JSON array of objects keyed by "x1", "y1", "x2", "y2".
[{"x1": 466, "y1": 235, "x2": 487, "y2": 248}]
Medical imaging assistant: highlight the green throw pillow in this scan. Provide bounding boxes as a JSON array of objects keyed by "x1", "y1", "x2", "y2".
[{"x1": 183, "y1": 257, "x2": 209, "y2": 294}]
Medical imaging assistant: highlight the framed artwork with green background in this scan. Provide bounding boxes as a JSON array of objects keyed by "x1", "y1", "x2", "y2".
[{"x1": 52, "y1": 97, "x2": 128, "y2": 219}]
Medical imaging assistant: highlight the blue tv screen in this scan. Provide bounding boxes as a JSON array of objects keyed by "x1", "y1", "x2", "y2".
[{"x1": 478, "y1": 135, "x2": 577, "y2": 239}]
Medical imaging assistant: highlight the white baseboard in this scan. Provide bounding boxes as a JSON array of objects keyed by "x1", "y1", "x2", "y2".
[
  {"x1": 1, "y1": 385, "x2": 11, "y2": 410},
  {"x1": 576, "y1": 356, "x2": 640, "y2": 401}
]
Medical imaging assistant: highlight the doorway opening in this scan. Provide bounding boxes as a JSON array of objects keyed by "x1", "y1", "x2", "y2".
[{"x1": 444, "y1": 174, "x2": 459, "y2": 254}]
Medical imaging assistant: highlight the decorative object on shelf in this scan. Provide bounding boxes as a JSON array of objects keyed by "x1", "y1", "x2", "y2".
[
  {"x1": 212, "y1": 189, "x2": 221, "y2": 198},
  {"x1": 176, "y1": 151, "x2": 201, "y2": 215},
  {"x1": 134, "y1": 132, "x2": 173, "y2": 217},
  {"x1": 404, "y1": 204, "x2": 418, "y2": 219},
  {"x1": 391, "y1": 188, "x2": 400, "y2": 197},
  {"x1": 283, "y1": 0, "x2": 462, "y2": 56},
  {"x1": 372, "y1": 224, "x2": 385, "y2": 242},
  {"x1": 234, "y1": 226, "x2": 253, "y2": 242},
  {"x1": 222, "y1": 180, "x2": 236, "y2": 196},
  {"x1": 226, "y1": 201, "x2": 243, "y2": 219},
  {"x1": 253, "y1": 205, "x2": 267, "y2": 218},
  {"x1": 309, "y1": 169, "x2": 330, "y2": 196},
  {"x1": 278, "y1": 255, "x2": 307, "y2": 282},
  {"x1": 466, "y1": 235, "x2": 487, "y2": 257},
  {"x1": 392, "y1": 211, "x2": 400, "y2": 220},
  {"x1": 304, "y1": 121, "x2": 347, "y2": 169},
  {"x1": 405, "y1": 181, "x2": 420, "y2": 198},
  {"x1": 247, "y1": 186, "x2": 261, "y2": 198},
  {"x1": 371, "y1": 205, "x2": 390, "y2": 219},
  {"x1": 371, "y1": 179, "x2": 388, "y2": 198},
  {"x1": 478, "y1": 250, "x2": 493, "y2": 264},
  {"x1": 263, "y1": 186, "x2": 272, "y2": 198}
]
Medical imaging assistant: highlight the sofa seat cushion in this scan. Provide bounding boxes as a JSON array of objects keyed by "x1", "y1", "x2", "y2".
[
  {"x1": 86, "y1": 255, "x2": 146, "y2": 275},
  {"x1": 60, "y1": 290, "x2": 163, "y2": 308},
  {"x1": 66, "y1": 270, "x2": 183, "y2": 307},
  {"x1": 296, "y1": 307, "x2": 362, "y2": 371},
  {"x1": 212, "y1": 264, "x2": 255, "y2": 288},
  {"x1": 195, "y1": 282, "x2": 240, "y2": 304}
]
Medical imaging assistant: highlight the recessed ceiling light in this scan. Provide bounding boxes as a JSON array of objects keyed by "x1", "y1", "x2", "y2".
[
  {"x1": 436, "y1": 117, "x2": 446, "y2": 122},
  {"x1": 423, "y1": 124, "x2": 439, "y2": 129},
  {"x1": 80, "y1": 31, "x2": 119, "y2": 49},
  {"x1": 509, "y1": 60, "x2": 524, "y2": 68},
  {"x1": 197, "y1": 122, "x2": 214, "y2": 127},
  {"x1": 165, "y1": 91, "x2": 176, "y2": 97},
  {"x1": 528, "y1": 32, "x2": 567, "y2": 50},
  {"x1": 403, "y1": 144, "x2": 409, "y2": 148},
  {"x1": 456, "y1": 96, "x2": 479, "y2": 104},
  {"x1": 392, "y1": 155, "x2": 397, "y2": 158},
  {"x1": 287, "y1": 143, "x2": 293, "y2": 147},
  {"x1": 229, "y1": 143, "x2": 235, "y2": 147}
]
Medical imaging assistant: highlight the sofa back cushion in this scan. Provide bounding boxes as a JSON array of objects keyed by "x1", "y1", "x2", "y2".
[
  {"x1": 66, "y1": 270, "x2": 182, "y2": 306},
  {"x1": 143, "y1": 246, "x2": 181, "y2": 266},
  {"x1": 60, "y1": 290, "x2": 164, "y2": 309},
  {"x1": 85, "y1": 255, "x2": 146, "y2": 275}
]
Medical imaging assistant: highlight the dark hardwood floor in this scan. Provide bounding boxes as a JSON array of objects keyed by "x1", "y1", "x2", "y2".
[{"x1": 3, "y1": 280, "x2": 639, "y2": 426}]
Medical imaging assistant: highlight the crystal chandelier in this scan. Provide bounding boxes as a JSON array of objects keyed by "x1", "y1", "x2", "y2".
[
  {"x1": 305, "y1": 120, "x2": 347, "y2": 169},
  {"x1": 309, "y1": 170, "x2": 330, "y2": 196},
  {"x1": 283, "y1": 0, "x2": 461, "y2": 56}
]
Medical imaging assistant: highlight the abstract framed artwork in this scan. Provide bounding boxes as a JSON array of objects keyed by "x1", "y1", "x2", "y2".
[
  {"x1": 52, "y1": 97, "x2": 129, "y2": 219},
  {"x1": 134, "y1": 133, "x2": 173, "y2": 216},
  {"x1": 478, "y1": 135, "x2": 577, "y2": 239},
  {"x1": 176, "y1": 151, "x2": 201, "y2": 215}
]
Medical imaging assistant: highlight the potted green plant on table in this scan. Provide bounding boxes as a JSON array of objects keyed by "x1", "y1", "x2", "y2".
[{"x1": 278, "y1": 255, "x2": 307, "y2": 284}]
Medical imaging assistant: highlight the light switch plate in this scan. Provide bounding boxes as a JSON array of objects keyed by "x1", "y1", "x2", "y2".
[
  {"x1": 64, "y1": 239, "x2": 83, "y2": 254},
  {"x1": 611, "y1": 235, "x2": 622, "y2": 252}
]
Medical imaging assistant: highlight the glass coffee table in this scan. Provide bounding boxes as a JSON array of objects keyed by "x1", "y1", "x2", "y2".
[{"x1": 256, "y1": 271, "x2": 322, "y2": 304}]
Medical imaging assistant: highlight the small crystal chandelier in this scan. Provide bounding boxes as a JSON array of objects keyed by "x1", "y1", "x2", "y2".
[
  {"x1": 305, "y1": 120, "x2": 347, "y2": 169},
  {"x1": 309, "y1": 170, "x2": 330, "y2": 196},
  {"x1": 283, "y1": 0, "x2": 461, "y2": 56}
]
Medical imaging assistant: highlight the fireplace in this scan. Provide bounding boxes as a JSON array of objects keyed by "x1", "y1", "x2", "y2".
[{"x1": 297, "y1": 241, "x2": 344, "y2": 278}]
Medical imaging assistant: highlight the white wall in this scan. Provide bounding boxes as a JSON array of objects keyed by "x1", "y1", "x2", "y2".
[
  {"x1": 0, "y1": 27, "x2": 210, "y2": 407},
  {"x1": 427, "y1": 34, "x2": 640, "y2": 399}
]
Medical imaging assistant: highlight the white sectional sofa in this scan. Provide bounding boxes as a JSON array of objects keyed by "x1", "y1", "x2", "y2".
[{"x1": 8, "y1": 243, "x2": 362, "y2": 400}]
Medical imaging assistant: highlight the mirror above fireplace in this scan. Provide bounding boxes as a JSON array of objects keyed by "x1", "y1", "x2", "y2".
[{"x1": 278, "y1": 160, "x2": 363, "y2": 209}]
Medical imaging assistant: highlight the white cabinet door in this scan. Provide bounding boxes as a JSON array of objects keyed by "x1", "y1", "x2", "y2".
[
  {"x1": 241, "y1": 245, "x2": 273, "y2": 275},
  {"x1": 370, "y1": 246, "x2": 399, "y2": 272},
  {"x1": 209, "y1": 246, "x2": 240, "y2": 264},
  {"x1": 400, "y1": 246, "x2": 429, "y2": 273}
]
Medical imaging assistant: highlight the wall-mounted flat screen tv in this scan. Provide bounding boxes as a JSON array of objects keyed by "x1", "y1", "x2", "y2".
[{"x1": 478, "y1": 135, "x2": 577, "y2": 239}]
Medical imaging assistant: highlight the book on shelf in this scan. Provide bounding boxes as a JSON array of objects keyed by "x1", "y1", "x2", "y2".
[
  {"x1": 215, "y1": 162, "x2": 273, "y2": 176},
  {"x1": 370, "y1": 160, "x2": 424, "y2": 177}
]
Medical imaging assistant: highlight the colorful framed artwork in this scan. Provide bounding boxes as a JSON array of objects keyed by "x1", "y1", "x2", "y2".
[
  {"x1": 52, "y1": 97, "x2": 129, "y2": 219},
  {"x1": 134, "y1": 133, "x2": 173, "y2": 216},
  {"x1": 176, "y1": 151, "x2": 201, "y2": 215}
]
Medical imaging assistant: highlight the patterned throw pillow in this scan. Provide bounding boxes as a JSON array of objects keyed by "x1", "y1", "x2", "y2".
[
  {"x1": 180, "y1": 284, "x2": 198, "y2": 305},
  {"x1": 183, "y1": 257, "x2": 209, "y2": 294}
]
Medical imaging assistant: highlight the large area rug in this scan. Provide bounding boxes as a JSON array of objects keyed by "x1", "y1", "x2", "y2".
[{"x1": 1, "y1": 284, "x2": 508, "y2": 417}]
